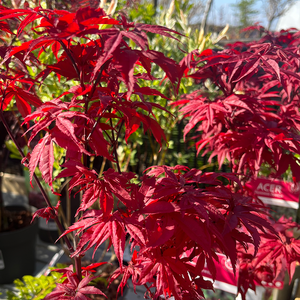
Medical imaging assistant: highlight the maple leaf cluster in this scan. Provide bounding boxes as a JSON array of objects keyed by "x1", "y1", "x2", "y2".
[
  {"x1": 176, "y1": 28, "x2": 300, "y2": 181},
  {"x1": 60, "y1": 165, "x2": 277, "y2": 299},
  {"x1": 174, "y1": 27, "x2": 300, "y2": 298},
  {"x1": 0, "y1": 5, "x2": 300, "y2": 300},
  {"x1": 237, "y1": 216, "x2": 300, "y2": 299}
]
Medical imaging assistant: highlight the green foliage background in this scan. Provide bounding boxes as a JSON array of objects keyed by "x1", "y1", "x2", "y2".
[{"x1": 6, "y1": 273, "x2": 61, "y2": 300}]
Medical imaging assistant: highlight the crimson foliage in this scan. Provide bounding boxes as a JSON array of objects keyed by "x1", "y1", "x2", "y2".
[
  {"x1": 176, "y1": 27, "x2": 300, "y2": 181},
  {"x1": 175, "y1": 27, "x2": 300, "y2": 298},
  {"x1": 0, "y1": 7, "x2": 299, "y2": 300}
]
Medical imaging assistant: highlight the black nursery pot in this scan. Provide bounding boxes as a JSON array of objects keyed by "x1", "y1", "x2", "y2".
[
  {"x1": 0, "y1": 217, "x2": 38, "y2": 284},
  {"x1": 38, "y1": 218, "x2": 59, "y2": 243}
]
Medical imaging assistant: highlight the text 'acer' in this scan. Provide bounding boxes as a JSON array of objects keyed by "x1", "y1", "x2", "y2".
[{"x1": 0, "y1": 3, "x2": 299, "y2": 300}]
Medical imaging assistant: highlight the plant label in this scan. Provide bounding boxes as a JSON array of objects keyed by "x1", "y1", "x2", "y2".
[{"x1": 246, "y1": 178, "x2": 300, "y2": 209}]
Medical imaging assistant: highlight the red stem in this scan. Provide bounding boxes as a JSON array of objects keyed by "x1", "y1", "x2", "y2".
[{"x1": 110, "y1": 117, "x2": 121, "y2": 173}]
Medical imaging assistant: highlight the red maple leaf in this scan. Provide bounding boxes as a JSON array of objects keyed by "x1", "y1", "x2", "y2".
[{"x1": 44, "y1": 273, "x2": 106, "y2": 300}]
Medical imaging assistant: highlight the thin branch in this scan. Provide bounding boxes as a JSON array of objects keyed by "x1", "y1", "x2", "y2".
[
  {"x1": 99, "y1": 157, "x2": 107, "y2": 178},
  {"x1": 85, "y1": 59, "x2": 114, "y2": 147},
  {"x1": 110, "y1": 118, "x2": 121, "y2": 173},
  {"x1": 103, "y1": 130, "x2": 114, "y2": 144},
  {"x1": 115, "y1": 119, "x2": 124, "y2": 142},
  {"x1": 86, "y1": 110, "x2": 107, "y2": 142},
  {"x1": 59, "y1": 41, "x2": 83, "y2": 89},
  {"x1": 89, "y1": 58, "x2": 113, "y2": 101}
]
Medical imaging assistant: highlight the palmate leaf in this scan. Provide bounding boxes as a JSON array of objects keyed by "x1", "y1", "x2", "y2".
[
  {"x1": 91, "y1": 31, "x2": 123, "y2": 80},
  {"x1": 222, "y1": 195, "x2": 275, "y2": 257},
  {"x1": 52, "y1": 118, "x2": 90, "y2": 155},
  {"x1": 122, "y1": 30, "x2": 148, "y2": 50},
  {"x1": 44, "y1": 273, "x2": 105, "y2": 300},
  {"x1": 2, "y1": 86, "x2": 43, "y2": 117},
  {"x1": 17, "y1": 11, "x2": 41, "y2": 36},
  {"x1": 28, "y1": 109, "x2": 92, "y2": 186},
  {"x1": 179, "y1": 60, "x2": 300, "y2": 175},
  {"x1": 0, "y1": 7, "x2": 37, "y2": 22},
  {"x1": 140, "y1": 200, "x2": 180, "y2": 214},
  {"x1": 23, "y1": 99, "x2": 69, "y2": 144},
  {"x1": 32, "y1": 201, "x2": 60, "y2": 223},
  {"x1": 258, "y1": 231, "x2": 300, "y2": 283},
  {"x1": 0, "y1": 19, "x2": 12, "y2": 34},
  {"x1": 233, "y1": 58, "x2": 260, "y2": 82},
  {"x1": 133, "y1": 86, "x2": 171, "y2": 101},
  {"x1": 87, "y1": 122, "x2": 113, "y2": 160},
  {"x1": 142, "y1": 50, "x2": 182, "y2": 92},
  {"x1": 178, "y1": 99, "x2": 228, "y2": 139},
  {"x1": 3, "y1": 6, "x2": 121, "y2": 62},
  {"x1": 175, "y1": 214, "x2": 212, "y2": 253},
  {"x1": 109, "y1": 250, "x2": 140, "y2": 295},
  {"x1": 64, "y1": 210, "x2": 126, "y2": 269},
  {"x1": 143, "y1": 115, "x2": 167, "y2": 148},
  {"x1": 237, "y1": 217, "x2": 300, "y2": 299},
  {"x1": 119, "y1": 106, "x2": 167, "y2": 146},
  {"x1": 47, "y1": 59, "x2": 78, "y2": 81},
  {"x1": 136, "y1": 23, "x2": 183, "y2": 40},
  {"x1": 29, "y1": 133, "x2": 52, "y2": 185},
  {"x1": 136, "y1": 248, "x2": 207, "y2": 300},
  {"x1": 9, "y1": 37, "x2": 57, "y2": 59},
  {"x1": 14, "y1": 93, "x2": 31, "y2": 117},
  {"x1": 141, "y1": 166, "x2": 277, "y2": 278},
  {"x1": 75, "y1": 5, "x2": 119, "y2": 26},
  {"x1": 76, "y1": 182, "x2": 115, "y2": 217},
  {"x1": 114, "y1": 48, "x2": 139, "y2": 98},
  {"x1": 39, "y1": 135, "x2": 54, "y2": 187}
]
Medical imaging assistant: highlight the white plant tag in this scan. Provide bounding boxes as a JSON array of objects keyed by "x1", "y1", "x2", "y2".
[{"x1": 0, "y1": 250, "x2": 5, "y2": 270}]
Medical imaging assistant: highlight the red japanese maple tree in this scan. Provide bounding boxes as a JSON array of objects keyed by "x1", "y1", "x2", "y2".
[
  {"x1": 0, "y1": 5, "x2": 299, "y2": 300},
  {"x1": 175, "y1": 26, "x2": 300, "y2": 298}
]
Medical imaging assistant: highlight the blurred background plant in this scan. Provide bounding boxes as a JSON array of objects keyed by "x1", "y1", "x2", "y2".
[{"x1": 5, "y1": 271, "x2": 63, "y2": 300}]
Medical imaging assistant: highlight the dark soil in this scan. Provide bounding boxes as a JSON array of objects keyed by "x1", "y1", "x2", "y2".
[{"x1": 0, "y1": 206, "x2": 32, "y2": 232}]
